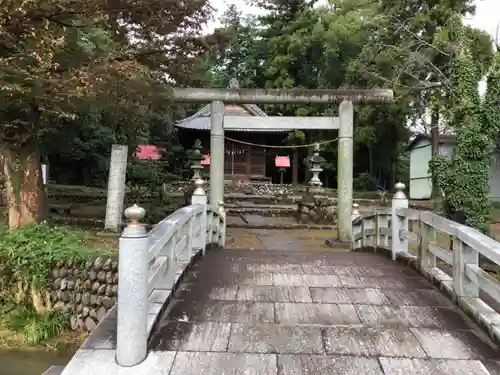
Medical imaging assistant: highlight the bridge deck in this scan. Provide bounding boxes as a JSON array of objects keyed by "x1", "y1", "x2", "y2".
[{"x1": 148, "y1": 248, "x2": 500, "y2": 375}]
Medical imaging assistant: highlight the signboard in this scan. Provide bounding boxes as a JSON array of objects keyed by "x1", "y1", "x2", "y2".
[
  {"x1": 275, "y1": 155, "x2": 290, "y2": 168},
  {"x1": 201, "y1": 154, "x2": 210, "y2": 165}
]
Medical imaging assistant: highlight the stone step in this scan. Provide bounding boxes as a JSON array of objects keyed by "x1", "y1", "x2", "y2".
[
  {"x1": 227, "y1": 208, "x2": 296, "y2": 216},
  {"x1": 227, "y1": 223, "x2": 335, "y2": 230},
  {"x1": 225, "y1": 202, "x2": 297, "y2": 209}
]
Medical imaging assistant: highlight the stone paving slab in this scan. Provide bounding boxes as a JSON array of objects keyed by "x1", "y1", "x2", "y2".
[
  {"x1": 61, "y1": 350, "x2": 177, "y2": 375},
  {"x1": 383, "y1": 289, "x2": 452, "y2": 306},
  {"x1": 149, "y1": 322, "x2": 231, "y2": 351},
  {"x1": 355, "y1": 304, "x2": 472, "y2": 329},
  {"x1": 228, "y1": 323, "x2": 324, "y2": 354},
  {"x1": 42, "y1": 366, "x2": 65, "y2": 375},
  {"x1": 169, "y1": 352, "x2": 277, "y2": 375},
  {"x1": 236, "y1": 286, "x2": 312, "y2": 303},
  {"x1": 245, "y1": 263, "x2": 304, "y2": 273},
  {"x1": 167, "y1": 300, "x2": 275, "y2": 324},
  {"x1": 323, "y1": 326, "x2": 427, "y2": 357},
  {"x1": 339, "y1": 275, "x2": 433, "y2": 289},
  {"x1": 148, "y1": 247, "x2": 500, "y2": 375},
  {"x1": 274, "y1": 302, "x2": 361, "y2": 325},
  {"x1": 273, "y1": 273, "x2": 341, "y2": 287},
  {"x1": 310, "y1": 287, "x2": 390, "y2": 304},
  {"x1": 410, "y1": 328, "x2": 500, "y2": 360},
  {"x1": 278, "y1": 355, "x2": 384, "y2": 375},
  {"x1": 379, "y1": 358, "x2": 492, "y2": 375}
]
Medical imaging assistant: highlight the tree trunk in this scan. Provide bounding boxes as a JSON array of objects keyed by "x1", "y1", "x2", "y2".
[
  {"x1": 368, "y1": 146, "x2": 373, "y2": 176},
  {"x1": 2, "y1": 140, "x2": 45, "y2": 229}
]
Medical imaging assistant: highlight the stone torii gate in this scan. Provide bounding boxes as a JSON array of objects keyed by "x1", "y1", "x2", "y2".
[{"x1": 172, "y1": 87, "x2": 393, "y2": 242}]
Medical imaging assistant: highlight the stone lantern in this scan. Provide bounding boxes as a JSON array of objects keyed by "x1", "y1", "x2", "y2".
[
  {"x1": 190, "y1": 139, "x2": 204, "y2": 182},
  {"x1": 308, "y1": 142, "x2": 325, "y2": 193}
]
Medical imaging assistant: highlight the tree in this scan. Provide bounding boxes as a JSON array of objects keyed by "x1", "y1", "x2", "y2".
[
  {"x1": 206, "y1": 4, "x2": 264, "y2": 88},
  {"x1": 352, "y1": 1, "x2": 493, "y2": 200},
  {"x1": 0, "y1": 0, "x2": 219, "y2": 228},
  {"x1": 39, "y1": 107, "x2": 118, "y2": 186},
  {"x1": 430, "y1": 33, "x2": 500, "y2": 233}
]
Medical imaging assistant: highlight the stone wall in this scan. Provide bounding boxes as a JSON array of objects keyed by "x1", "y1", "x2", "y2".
[
  {"x1": 297, "y1": 196, "x2": 337, "y2": 224},
  {"x1": 50, "y1": 256, "x2": 118, "y2": 332},
  {"x1": 171, "y1": 181, "x2": 296, "y2": 196}
]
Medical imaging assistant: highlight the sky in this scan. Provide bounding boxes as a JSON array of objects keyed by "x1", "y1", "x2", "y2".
[{"x1": 466, "y1": 0, "x2": 500, "y2": 41}]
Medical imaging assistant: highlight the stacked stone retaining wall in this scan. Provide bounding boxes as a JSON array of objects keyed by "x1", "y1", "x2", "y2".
[{"x1": 50, "y1": 256, "x2": 118, "y2": 332}]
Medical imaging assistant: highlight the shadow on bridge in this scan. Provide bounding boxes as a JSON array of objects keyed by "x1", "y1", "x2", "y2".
[{"x1": 144, "y1": 246, "x2": 500, "y2": 375}]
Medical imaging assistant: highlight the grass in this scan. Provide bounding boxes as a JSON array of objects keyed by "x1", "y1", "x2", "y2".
[{"x1": 0, "y1": 305, "x2": 69, "y2": 346}]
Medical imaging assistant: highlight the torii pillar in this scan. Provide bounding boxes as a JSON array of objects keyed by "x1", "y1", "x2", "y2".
[
  {"x1": 171, "y1": 87, "x2": 393, "y2": 243},
  {"x1": 210, "y1": 100, "x2": 224, "y2": 213},
  {"x1": 338, "y1": 101, "x2": 354, "y2": 242}
]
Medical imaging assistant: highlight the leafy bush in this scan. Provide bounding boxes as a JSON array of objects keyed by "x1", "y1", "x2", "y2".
[
  {"x1": 126, "y1": 159, "x2": 165, "y2": 198},
  {"x1": 0, "y1": 223, "x2": 110, "y2": 344},
  {"x1": 353, "y1": 172, "x2": 377, "y2": 191}
]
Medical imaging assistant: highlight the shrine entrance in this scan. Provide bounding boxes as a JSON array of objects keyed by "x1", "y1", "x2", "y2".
[
  {"x1": 171, "y1": 84, "x2": 393, "y2": 242},
  {"x1": 223, "y1": 137, "x2": 267, "y2": 181}
]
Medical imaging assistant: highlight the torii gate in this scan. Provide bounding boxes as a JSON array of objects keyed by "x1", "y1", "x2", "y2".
[{"x1": 172, "y1": 84, "x2": 393, "y2": 242}]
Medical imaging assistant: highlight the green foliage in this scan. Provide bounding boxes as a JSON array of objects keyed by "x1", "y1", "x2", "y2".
[
  {"x1": 0, "y1": 223, "x2": 106, "y2": 291},
  {"x1": 354, "y1": 172, "x2": 377, "y2": 191},
  {"x1": 483, "y1": 52, "x2": 500, "y2": 145},
  {"x1": 1, "y1": 305, "x2": 68, "y2": 345},
  {"x1": 39, "y1": 108, "x2": 118, "y2": 186},
  {"x1": 430, "y1": 45, "x2": 499, "y2": 233},
  {"x1": 126, "y1": 159, "x2": 165, "y2": 198},
  {"x1": 284, "y1": 130, "x2": 306, "y2": 145}
]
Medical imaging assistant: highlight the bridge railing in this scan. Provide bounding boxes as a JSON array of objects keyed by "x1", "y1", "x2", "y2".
[
  {"x1": 352, "y1": 182, "x2": 500, "y2": 343},
  {"x1": 115, "y1": 179, "x2": 225, "y2": 367}
]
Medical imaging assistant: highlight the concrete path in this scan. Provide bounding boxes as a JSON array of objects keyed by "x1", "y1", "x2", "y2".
[{"x1": 148, "y1": 248, "x2": 500, "y2": 375}]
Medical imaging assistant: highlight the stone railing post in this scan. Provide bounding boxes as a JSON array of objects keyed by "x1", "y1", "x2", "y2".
[
  {"x1": 192, "y1": 175, "x2": 208, "y2": 254},
  {"x1": 351, "y1": 203, "x2": 362, "y2": 249},
  {"x1": 191, "y1": 139, "x2": 208, "y2": 252},
  {"x1": 351, "y1": 202, "x2": 360, "y2": 221},
  {"x1": 218, "y1": 201, "x2": 226, "y2": 247},
  {"x1": 116, "y1": 204, "x2": 148, "y2": 367},
  {"x1": 391, "y1": 182, "x2": 408, "y2": 260}
]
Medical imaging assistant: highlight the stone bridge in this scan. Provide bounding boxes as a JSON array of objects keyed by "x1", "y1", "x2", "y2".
[{"x1": 42, "y1": 183, "x2": 500, "y2": 375}]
